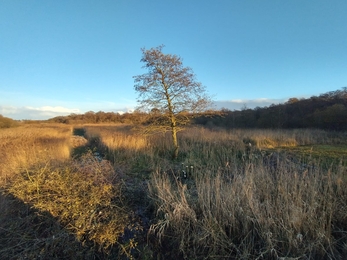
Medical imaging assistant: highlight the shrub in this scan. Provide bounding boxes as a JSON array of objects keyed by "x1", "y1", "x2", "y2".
[
  {"x1": 0, "y1": 114, "x2": 19, "y2": 128},
  {"x1": 6, "y1": 152, "x2": 128, "y2": 254}
]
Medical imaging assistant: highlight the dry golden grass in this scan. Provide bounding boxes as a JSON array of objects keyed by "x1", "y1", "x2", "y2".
[
  {"x1": 7, "y1": 153, "x2": 127, "y2": 250},
  {"x1": 179, "y1": 127, "x2": 345, "y2": 150},
  {"x1": 150, "y1": 165, "x2": 347, "y2": 258},
  {"x1": 0, "y1": 123, "x2": 130, "y2": 258},
  {"x1": 146, "y1": 127, "x2": 347, "y2": 259},
  {"x1": 84, "y1": 124, "x2": 149, "y2": 151},
  {"x1": 4, "y1": 123, "x2": 344, "y2": 258},
  {"x1": 83, "y1": 125, "x2": 155, "y2": 174},
  {"x1": 0, "y1": 124, "x2": 72, "y2": 184},
  {"x1": 238, "y1": 128, "x2": 345, "y2": 148}
]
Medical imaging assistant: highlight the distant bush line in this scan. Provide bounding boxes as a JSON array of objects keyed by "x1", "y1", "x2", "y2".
[
  {"x1": 0, "y1": 115, "x2": 19, "y2": 129},
  {"x1": 197, "y1": 88, "x2": 347, "y2": 131},
  {"x1": 48, "y1": 88, "x2": 347, "y2": 130}
]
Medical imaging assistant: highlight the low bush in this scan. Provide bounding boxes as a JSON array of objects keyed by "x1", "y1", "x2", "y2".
[
  {"x1": 0, "y1": 114, "x2": 19, "y2": 128},
  {"x1": 5, "y1": 152, "x2": 128, "y2": 256}
]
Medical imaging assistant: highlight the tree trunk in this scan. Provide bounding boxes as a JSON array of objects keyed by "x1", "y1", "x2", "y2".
[{"x1": 171, "y1": 123, "x2": 179, "y2": 159}]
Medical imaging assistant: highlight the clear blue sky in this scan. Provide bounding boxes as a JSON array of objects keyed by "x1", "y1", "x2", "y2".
[{"x1": 1, "y1": 0, "x2": 346, "y2": 120}]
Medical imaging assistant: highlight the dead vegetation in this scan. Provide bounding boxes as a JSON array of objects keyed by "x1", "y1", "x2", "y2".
[
  {"x1": 0, "y1": 124, "x2": 130, "y2": 259},
  {"x1": 1, "y1": 124, "x2": 347, "y2": 259}
]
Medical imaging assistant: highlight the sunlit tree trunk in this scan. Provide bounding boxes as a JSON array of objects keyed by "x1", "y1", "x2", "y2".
[
  {"x1": 171, "y1": 119, "x2": 179, "y2": 159},
  {"x1": 166, "y1": 83, "x2": 179, "y2": 159}
]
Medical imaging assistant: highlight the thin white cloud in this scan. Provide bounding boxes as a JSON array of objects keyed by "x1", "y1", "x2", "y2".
[
  {"x1": 229, "y1": 99, "x2": 245, "y2": 103},
  {"x1": 0, "y1": 104, "x2": 138, "y2": 120},
  {"x1": 114, "y1": 108, "x2": 135, "y2": 115},
  {"x1": 0, "y1": 105, "x2": 18, "y2": 115},
  {"x1": 0, "y1": 105, "x2": 81, "y2": 120},
  {"x1": 26, "y1": 106, "x2": 80, "y2": 114}
]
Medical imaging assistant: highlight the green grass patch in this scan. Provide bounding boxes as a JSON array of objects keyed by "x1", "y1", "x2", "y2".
[
  {"x1": 282, "y1": 144, "x2": 347, "y2": 159},
  {"x1": 272, "y1": 144, "x2": 347, "y2": 169}
]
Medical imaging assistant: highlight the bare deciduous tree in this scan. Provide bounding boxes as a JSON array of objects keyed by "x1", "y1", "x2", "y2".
[{"x1": 134, "y1": 45, "x2": 211, "y2": 159}]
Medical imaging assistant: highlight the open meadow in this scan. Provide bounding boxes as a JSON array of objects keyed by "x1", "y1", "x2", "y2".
[{"x1": 1, "y1": 123, "x2": 347, "y2": 259}]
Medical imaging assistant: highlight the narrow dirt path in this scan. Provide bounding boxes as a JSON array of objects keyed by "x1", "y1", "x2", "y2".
[{"x1": 71, "y1": 127, "x2": 155, "y2": 259}]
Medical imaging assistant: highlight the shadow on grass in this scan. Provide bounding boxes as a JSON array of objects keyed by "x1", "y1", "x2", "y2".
[
  {"x1": 73, "y1": 127, "x2": 86, "y2": 136},
  {"x1": 0, "y1": 191, "x2": 98, "y2": 259},
  {"x1": 71, "y1": 127, "x2": 109, "y2": 160},
  {"x1": 0, "y1": 127, "x2": 130, "y2": 259}
]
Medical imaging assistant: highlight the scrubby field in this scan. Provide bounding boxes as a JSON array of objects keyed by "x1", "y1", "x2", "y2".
[
  {"x1": 0, "y1": 124, "x2": 128, "y2": 259},
  {"x1": 1, "y1": 124, "x2": 347, "y2": 259}
]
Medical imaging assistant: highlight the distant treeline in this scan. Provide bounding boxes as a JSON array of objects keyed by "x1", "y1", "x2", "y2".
[
  {"x1": 48, "y1": 88, "x2": 347, "y2": 130},
  {"x1": 196, "y1": 88, "x2": 347, "y2": 130},
  {"x1": 48, "y1": 110, "x2": 147, "y2": 124}
]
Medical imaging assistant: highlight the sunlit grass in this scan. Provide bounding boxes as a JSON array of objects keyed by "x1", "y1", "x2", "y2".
[
  {"x1": 7, "y1": 152, "x2": 127, "y2": 250},
  {"x1": 2, "y1": 123, "x2": 346, "y2": 258},
  {"x1": 84, "y1": 124, "x2": 155, "y2": 174},
  {"x1": 84, "y1": 124, "x2": 149, "y2": 151},
  {"x1": 0, "y1": 124, "x2": 72, "y2": 184},
  {"x1": 145, "y1": 127, "x2": 347, "y2": 259},
  {"x1": 0, "y1": 123, "x2": 130, "y2": 258}
]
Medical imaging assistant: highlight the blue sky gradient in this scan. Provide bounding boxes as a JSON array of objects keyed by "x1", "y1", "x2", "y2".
[{"x1": 1, "y1": 0, "x2": 346, "y2": 119}]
